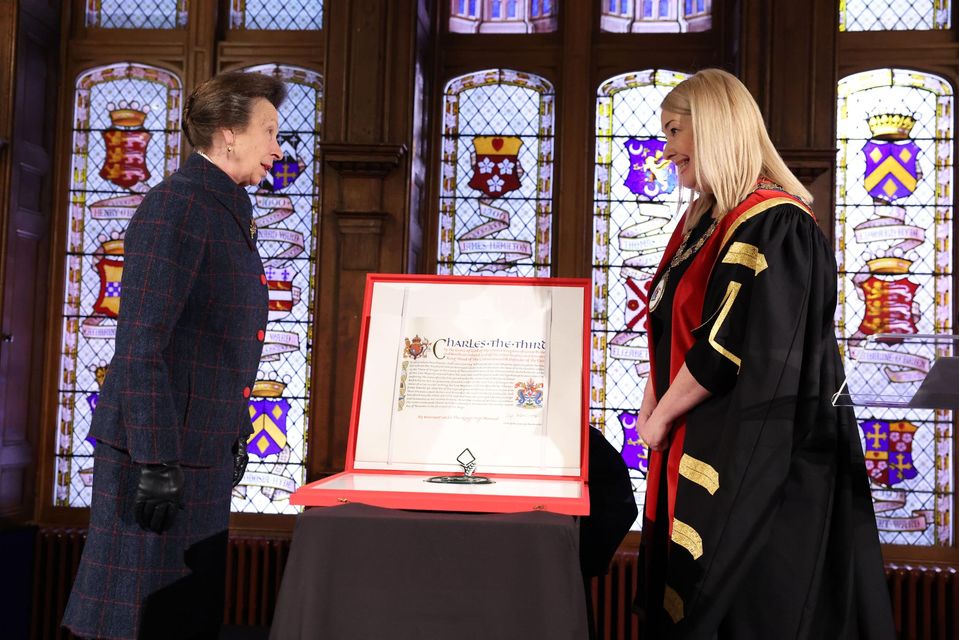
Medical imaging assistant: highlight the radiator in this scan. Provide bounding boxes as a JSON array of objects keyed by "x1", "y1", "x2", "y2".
[
  {"x1": 885, "y1": 564, "x2": 958, "y2": 640},
  {"x1": 28, "y1": 528, "x2": 958, "y2": 639},
  {"x1": 29, "y1": 529, "x2": 290, "y2": 640}
]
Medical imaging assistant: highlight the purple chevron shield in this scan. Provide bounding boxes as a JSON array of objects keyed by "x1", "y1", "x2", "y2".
[
  {"x1": 247, "y1": 397, "x2": 290, "y2": 458},
  {"x1": 862, "y1": 140, "x2": 920, "y2": 203}
]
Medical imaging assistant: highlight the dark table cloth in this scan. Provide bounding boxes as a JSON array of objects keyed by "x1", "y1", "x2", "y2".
[{"x1": 270, "y1": 503, "x2": 588, "y2": 639}]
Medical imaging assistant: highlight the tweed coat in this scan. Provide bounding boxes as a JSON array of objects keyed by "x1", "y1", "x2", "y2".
[{"x1": 63, "y1": 153, "x2": 268, "y2": 639}]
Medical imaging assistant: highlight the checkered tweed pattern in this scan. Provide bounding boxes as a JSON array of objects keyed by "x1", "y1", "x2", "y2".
[
  {"x1": 63, "y1": 443, "x2": 233, "y2": 639},
  {"x1": 89, "y1": 153, "x2": 269, "y2": 466},
  {"x1": 64, "y1": 154, "x2": 268, "y2": 638}
]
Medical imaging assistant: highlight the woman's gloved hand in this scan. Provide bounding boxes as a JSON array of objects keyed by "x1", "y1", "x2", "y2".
[
  {"x1": 232, "y1": 436, "x2": 249, "y2": 488},
  {"x1": 134, "y1": 463, "x2": 184, "y2": 534}
]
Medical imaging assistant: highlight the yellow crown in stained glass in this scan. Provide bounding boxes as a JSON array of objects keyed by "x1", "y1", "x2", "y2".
[
  {"x1": 108, "y1": 101, "x2": 148, "y2": 128},
  {"x1": 473, "y1": 136, "x2": 522, "y2": 156},
  {"x1": 866, "y1": 256, "x2": 912, "y2": 274},
  {"x1": 253, "y1": 379, "x2": 287, "y2": 398},
  {"x1": 867, "y1": 113, "x2": 916, "y2": 141},
  {"x1": 94, "y1": 365, "x2": 109, "y2": 387},
  {"x1": 100, "y1": 239, "x2": 124, "y2": 255}
]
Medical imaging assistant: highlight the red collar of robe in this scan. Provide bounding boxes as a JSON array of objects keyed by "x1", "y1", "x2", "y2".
[{"x1": 642, "y1": 188, "x2": 815, "y2": 531}]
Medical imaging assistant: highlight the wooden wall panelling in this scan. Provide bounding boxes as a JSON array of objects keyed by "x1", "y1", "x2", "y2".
[
  {"x1": 737, "y1": 0, "x2": 838, "y2": 232},
  {"x1": 1, "y1": 0, "x2": 61, "y2": 525}
]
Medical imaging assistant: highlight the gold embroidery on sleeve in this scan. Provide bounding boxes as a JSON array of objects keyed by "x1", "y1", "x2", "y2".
[
  {"x1": 671, "y1": 519, "x2": 704, "y2": 559},
  {"x1": 708, "y1": 281, "x2": 742, "y2": 371},
  {"x1": 679, "y1": 454, "x2": 720, "y2": 495},
  {"x1": 722, "y1": 242, "x2": 768, "y2": 275},
  {"x1": 663, "y1": 585, "x2": 685, "y2": 623}
]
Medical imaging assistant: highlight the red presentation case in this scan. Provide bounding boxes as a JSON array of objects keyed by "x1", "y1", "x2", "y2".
[{"x1": 291, "y1": 273, "x2": 591, "y2": 515}]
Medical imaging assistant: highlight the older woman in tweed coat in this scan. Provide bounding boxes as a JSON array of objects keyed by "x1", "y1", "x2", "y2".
[{"x1": 63, "y1": 71, "x2": 285, "y2": 640}]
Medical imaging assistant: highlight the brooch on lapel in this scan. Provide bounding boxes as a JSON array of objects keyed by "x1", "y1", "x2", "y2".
[{"x1": 250, "y1": 218, "x2": 257, "y2": 240}]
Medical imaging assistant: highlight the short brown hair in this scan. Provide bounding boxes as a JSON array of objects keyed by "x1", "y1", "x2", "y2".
[{"x1": 181, "y1": 71, "x2": 287, "y2": 150}]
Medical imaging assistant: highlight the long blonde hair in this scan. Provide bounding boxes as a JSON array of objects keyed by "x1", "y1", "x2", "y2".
[{"x1": 661, "y1": 68, "x2": 812, "y2": 231}]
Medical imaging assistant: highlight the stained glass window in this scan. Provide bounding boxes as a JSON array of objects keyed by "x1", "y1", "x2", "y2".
[
  {"x1": 600, "y1": 0, "x2": 711, "y2": 32},
  {"x1": 835, "y1": 68, "x2": 954, "y2": 546},
  {"x1": 56, "y1": 63, "x2": 183, "y2": 507},
  {"x1": 591, "y1": 69, "x2": 688, "y2": 528},
  {"x1": 449, "y1": 0, "x2": 558, "y2": 33},
  {"x1": 840, "y1": 0, "x2": 951, "y2": 31},
  {"x1": 437, "y1": 69, "x2": 554, "y2": 276},
  {"x1": 86, "y1": 0, "x2": 188, "y2": 29},
  {"x1": 233, "y1": 64, "x2": 323, "y2": 515},
  {"x1": 230, "y1": 0, "x2": 323, "y2": 30}
]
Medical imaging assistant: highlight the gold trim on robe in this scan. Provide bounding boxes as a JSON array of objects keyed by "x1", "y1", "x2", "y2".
[
  {"x1": 679, "y1": 453, "x2": 720, "y2": 495},
  {"x1": 671, "y1": 518, "x2": 704, "y2": 559},
  {"x1": 721, "y1": 241, "x2": 768, "y2": 275},
  {"x1": 709, "y1": 281, "x2": 742, "y2": 371},
  {"x1": 719, "y1": 196, "x2": 813, "y2": 250},
  {"x1": 663, "y1": 585, "x2": 685, "y2": 623}
]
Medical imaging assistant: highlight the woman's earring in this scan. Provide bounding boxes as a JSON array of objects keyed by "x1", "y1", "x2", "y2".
[{"x1": 227, "y1": 146, "x2": 233, "y2": 153}]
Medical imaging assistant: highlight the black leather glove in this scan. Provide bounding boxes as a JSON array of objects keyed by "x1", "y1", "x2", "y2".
[
  {"x1": 232, "y1": 436, "x2": 249, "y2": 488},
  {"x1": 134, "y1": 463, "x2": 184, "y2": 534}
]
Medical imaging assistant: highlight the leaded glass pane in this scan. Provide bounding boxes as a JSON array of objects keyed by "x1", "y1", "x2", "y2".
[
  {"x1": 438, "y1": 69, "x2": 554, "y2": 276},
  {"x1": 836, "y1": 68, "x2": 954, "y2": 546},
  {"x1": 230, "y1": 0, "x2": 323, "y2": 30},
  {"x1": 449, "y1": 0, "x2": 558, "y2": 33},
  {"x1": 591, "y1": 69, "x2": 688, "y2": 530},
  {"x1": 56, "y1": 63, "x2": 183, "y2": 506},
  {"x1": 233, "y1": 64, "x2": 323, "y2": 515},
  {"x1": 86, "y1": 0, "x2": 188, "y2": 29},
  {"x1": 600, "y1": 0, "x2": 711, "y2": 32},
  {"x1": 840, "y1": 0, "x2": 950, "y2": 31}
]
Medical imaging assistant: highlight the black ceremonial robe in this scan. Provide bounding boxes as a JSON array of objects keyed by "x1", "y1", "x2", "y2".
[{"x1": 635, "y1": 188, "x2": 895, "y2": 639}]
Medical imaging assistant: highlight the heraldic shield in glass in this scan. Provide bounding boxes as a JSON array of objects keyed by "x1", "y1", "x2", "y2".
[
  {"x1": 599, "y1": 0, "x2": 712, "y2": 33},
  {"x1": 438, "y1": 69, "x2": 554, "y2": 277},
  {"x1": 835, "y1": 68, "x2": 954, "y2": 546},
  {"x1": 591, "y1": 69, "x2": 688, "y2": 530},
  {"x1": 56, "y1": 63, "x2": 183, "y2": 507},
  {"x1": 840, "y1": 0, "x2": 951, "y2": 32}
]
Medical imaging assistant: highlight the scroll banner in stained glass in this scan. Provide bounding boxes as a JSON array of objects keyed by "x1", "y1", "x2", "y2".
[
  {"x1": 623, "y1": 138, "x2": 676, "y2": 199},
  {"x1": 468, "y1": 136, "x2": 524, "y2": 198},
  {"x1": 253, "y1": 193, "x2": 305, "y2": 266},
  {"x1": 457, "y1": 201, "x2": 533, "y2": 273}
]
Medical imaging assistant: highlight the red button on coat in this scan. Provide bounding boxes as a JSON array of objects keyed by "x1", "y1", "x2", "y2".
[
  {"x1": 257, "y1": 329, "x2": 265, "y2": 341},
  {"x1": 242, "y1": 386, "x2": 251, "y2": 399},
  {"x1": 260, "y1": 274, "x2": 267, "y2": 285}
]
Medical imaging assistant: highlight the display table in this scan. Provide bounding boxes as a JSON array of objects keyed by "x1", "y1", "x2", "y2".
[{"x1": 269, "y1": 504, "x2": 588, "y2": 639}]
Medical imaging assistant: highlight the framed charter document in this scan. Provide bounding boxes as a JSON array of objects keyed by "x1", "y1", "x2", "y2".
[{"x1": 291, "y1": 273, "x2": 591, "y2": 515}]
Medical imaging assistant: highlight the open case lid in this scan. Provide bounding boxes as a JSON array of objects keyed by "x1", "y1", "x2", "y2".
[
  {"x1": 832, "y1": 333, "x2": 959, "y2": 409},
  {"x1": 343, "y1": 273, "x2": 591, "y2": 480}
]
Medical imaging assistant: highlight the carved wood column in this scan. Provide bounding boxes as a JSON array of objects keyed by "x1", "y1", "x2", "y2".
[
  {"x1": 738, "y1": 0, "x2": 838, "y2": 229},
  {"x1": 310, "y1": 0, "x2": 420, "y2": 476}
]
